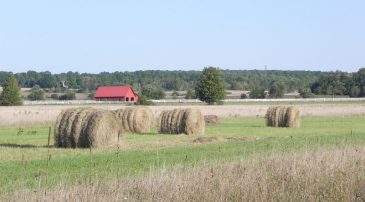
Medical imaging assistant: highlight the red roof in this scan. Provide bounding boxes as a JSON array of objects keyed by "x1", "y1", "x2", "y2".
[{"x1": 95, "y1": 86, "x2": 138, "y2": 98}]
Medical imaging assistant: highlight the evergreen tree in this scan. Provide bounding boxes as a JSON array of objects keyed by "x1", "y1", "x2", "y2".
[
  {"x1": 0, "y1": 74, "x2": 22, "y2": 105},
  {"x1": 195, "y1": 67, "x2": 225, "y2": 104}
]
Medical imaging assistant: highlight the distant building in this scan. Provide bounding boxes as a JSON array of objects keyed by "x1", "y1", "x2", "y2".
[{"x1": 94, "y1": 86, "x2": 139, "y2": 102}]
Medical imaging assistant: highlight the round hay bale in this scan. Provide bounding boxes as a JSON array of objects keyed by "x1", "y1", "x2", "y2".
[
  {"x1": 204, "y1": 115, "x2": 219, "y2": 124},
  {"x1": 285, "y1": 107, "x2": 300, "y2": 128},
  {"x1": 158, "y1": 108, "x2": 205, "y2": 135},
  {"x1": 121, "y1": 108, "x2": 133, "y2": 133},
  {"x1": 83, "y1": 110, "x2": 120, "y2": 148},
  {"x1": 64, "y1": 108, "x2": 84, "y2": 148},
  {"x1": 175, "y1": 109, "x2": 186, "y2": 134},
  {"x1": 79, "y1": 109, "x2": 101, "y2": 147},
  {"x1": 265, "y1": 107, "x2": 276, "y2": 127},
  {"x1": 114, "y1": 108, "x2": 125, "y2": 133},
  {"x1": 126, "y1": 108, "x2": 136, "y2": 133},
  {"x1": 58, "y1": 109, "x2": 77, "y2": 147},
  {"x1": 168, "y1": 109, "x2": 179, "y2": 134},
  {"x1": 158, "y1": 111, "x2": 168, "y2": 134},
  {"x1": 131, "y1": 107, "x2": 153, "y2": 133},
  {"x1": 54, "y1": 109, "x2": 69, "y2": 147},
  {"x1": 70, "y1": 108, "x2": 95, "y2": 148},
  {"x1": 266, "y1": 106, "x2": 300, "y2": 128},
  {"x1": 183, "y1": 109, "x2": 205, "y2": 135}
]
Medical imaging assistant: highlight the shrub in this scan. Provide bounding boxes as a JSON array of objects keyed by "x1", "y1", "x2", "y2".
[
  {"x1": 58, "y1": 92, "x2": 76, "y2": 100},
  {"x1": 136, "y1": 95, "x2": 154, "y2": 105},
  {"x1": 27, "y1": 85, "x2": 45, "y2": 101}
]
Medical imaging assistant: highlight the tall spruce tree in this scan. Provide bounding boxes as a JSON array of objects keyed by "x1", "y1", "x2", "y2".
[
  {"x1": 0, "y1": 74, "x2": 22, "y2": 106},
  {"x1": 195, "y1": 67, "x2": 225, "y2": 104}
]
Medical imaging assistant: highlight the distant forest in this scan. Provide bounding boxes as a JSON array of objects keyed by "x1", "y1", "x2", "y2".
[
  {"x1": 1, "y1": 68, "x2": 365, "y2": 97},
  {"x1": 0, "y1": 70, "x2": 324, "y2": 92}
]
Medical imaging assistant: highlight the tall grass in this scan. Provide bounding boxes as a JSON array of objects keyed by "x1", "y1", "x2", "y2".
[{"x1": 3, "y1": 146, "x2": 365, "y2": 201}]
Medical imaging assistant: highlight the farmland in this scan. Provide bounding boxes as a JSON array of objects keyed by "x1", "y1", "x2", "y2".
[{"x1": 1, "y1": 103, "x2": 365, "y2": 201}]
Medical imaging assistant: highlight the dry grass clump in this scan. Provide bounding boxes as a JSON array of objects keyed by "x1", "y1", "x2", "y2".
[
  {"x1": 114, "y1": 107, "x2": 153, "y2": 134},
  {"x1": 54, "y1": 108, "x2": 120, "y2": 148},
  {"x1": 204, "y1": 115, "x2": 219, "y2": 124},
  {"x1": 266, "y1": 106, "x2": 300, "y2": 128},
  {"x1": 5, "y1": 146, "x2": 365, "y2": 201},
  {"x1": 159, "y1": 109, "x2": 205, "y2": 135}
]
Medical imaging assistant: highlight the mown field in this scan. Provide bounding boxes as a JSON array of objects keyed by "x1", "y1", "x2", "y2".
[{"x1": 1, "y1": 114, "x2": 365, "y2": 201}]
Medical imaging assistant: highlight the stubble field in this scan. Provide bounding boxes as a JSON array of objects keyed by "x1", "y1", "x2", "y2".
[{"x1": 1, "y1": 102, "x2": 365, "y2": 201}]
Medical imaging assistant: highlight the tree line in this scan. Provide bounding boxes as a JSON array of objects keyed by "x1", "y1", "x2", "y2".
[
  {"x1": 0, "y1": 69, "x2": 325, "y2": 93},
  {"x1": 2, "y1": 68, "x2": 365, "y2": 105}
]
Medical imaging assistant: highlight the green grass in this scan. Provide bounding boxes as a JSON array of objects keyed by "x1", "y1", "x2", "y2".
[{"x1": 1, "y1": 116, "x2": 365, "y2": 194}]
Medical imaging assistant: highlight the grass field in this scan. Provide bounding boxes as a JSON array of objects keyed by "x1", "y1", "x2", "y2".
[{"x1": 2, "y1": 115, "x2": 365, "y2": 200}]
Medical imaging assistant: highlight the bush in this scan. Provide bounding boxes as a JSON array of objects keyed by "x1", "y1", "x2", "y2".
[
  {"x1": 136, "y1": 95, "x2": 154, "y2": 105},
  {"x1": 240, "y1": 93, "x2": 248, "y2": 99},
  {"x1": 185, "y1": 89, "x2": 196, "y2": 99},
  {"x1": 299, "y1": 88, "x2": 315, "y2": 98},
  {"x1": 58, "y1": 92, "x2": 76, "y2": 100},
  {"x1": 50, "y1": 94, "x2": 59, "y2": 100},
  {"x1": 88, "y1": 93, "x2": 95, "y2": 100},
  {"x1": 27, "y1": 85, "x2": 45, "y2": 101}
]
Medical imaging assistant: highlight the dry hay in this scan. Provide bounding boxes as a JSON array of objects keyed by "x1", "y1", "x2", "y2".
[
  {"x1": 83, "y1": 110, "x2": 120, "y2": 148},
  {"x1": 158, "y1": 108, "x2": 205, "y2": 135},
  {"x1": 54, "y1": 109, "x2": 70, "y2": 147},
  {"x1": 54, "y1": 108, "x2": 120, "y2": 148},
  {"x1": 115, "y1": 107, "x2": 153, "y2": 134},
  {"x1": 204, "y1": 115, "x2": 219, "y2": 124},
  {"x1": 70, "y1": 108, "x2": 95, "y2": 147},
  {"x1": 266, "y1": 106, "x2": 300, "y2": 128}
]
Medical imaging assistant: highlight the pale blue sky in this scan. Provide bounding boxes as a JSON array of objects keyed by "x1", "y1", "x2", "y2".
[{"x1": 0, "y1": 0, "x2": 364, "y2": 73}]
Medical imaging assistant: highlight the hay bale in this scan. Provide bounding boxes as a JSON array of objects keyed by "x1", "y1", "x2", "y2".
[
  {"x1": 82, "y1": 110, "x2": 120, "y2": 148},
  {"x1": 158, "y1": 108, "x2": 205, "y2": 135},
  {"x1": 115, "y1": 107, "x2": 153, "y2": 134},
  {"x1": 184, "y1": 109, "x2": 205, "y2": 135},
  {"x1": 54, "y1": 108, "x2": 121, "y2": 148},
  {"x1": 58, "y1": 109, "x2": 76, "y2": 147},
  {"x1": 204, "y1": 115, "x2": 219, "y2": 124},
  {"x1": 285, "y1": 107, "x2": 300, "y2": 128},
  {"x1": 158, "y1": 111, "x2": 168, "y2": 134},
  {"x1": 54, "y1": 109, "x2": 69, "y2": 147},
  {"x1": 266, "y1": 106, "x2": 300, "y2": 128},
  {"x1": 132, "y1": 107, "x2": 153, "y2": 133},
  {"x1": 70, "y1": 108, "x2": 95, "y2": 148}
]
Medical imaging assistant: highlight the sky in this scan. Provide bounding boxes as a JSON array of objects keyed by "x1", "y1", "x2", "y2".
[{"x1": 0, "y1": 0, "x2": 364, "y2": 73}]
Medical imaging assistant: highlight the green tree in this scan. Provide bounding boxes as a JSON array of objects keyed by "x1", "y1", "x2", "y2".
[
  {"x1": 27, "y1": 85, "x2": 45, "y2": 100},
  {"x1": 268, "y1": 81, "x2": 285, "y2": 98},
  {"x1": 249, "y1": 86, "x2": 266, "y2": 99},
  {"x1": 298, "y1": 88, "x2": 314, "y2": 98},
  {"x1": 0, "y1": 74, "x2": 22, "y2": 105},
  {"x1": 185, "y1": 89, "x2": 196, "y2": 99},
  {"x1": 141, "y1": 84, "x2": 165, "y2": 99},
  {"x1": 195, "y1": 67, "x2": 225, "y2": 104},
  {"x1": 136, "y1": 95, "x2": 154, "y2": 105}
]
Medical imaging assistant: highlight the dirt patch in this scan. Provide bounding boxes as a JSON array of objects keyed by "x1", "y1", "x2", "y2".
[
  {"x1": 204, "y1": 115, "x2": 219, "y2": 124},
  {"x1": 192, "y1": 136, "x2": 256, "y2": 144}
]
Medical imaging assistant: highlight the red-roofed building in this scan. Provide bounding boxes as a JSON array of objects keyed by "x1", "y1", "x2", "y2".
[{"x1": 94, "y1": 86, "x2": 139, "y2": 102}]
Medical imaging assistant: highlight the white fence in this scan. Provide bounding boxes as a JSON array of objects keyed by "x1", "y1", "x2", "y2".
[{"x1": 23, "y1": 98, "x2": 365, "y2": 105}]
